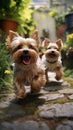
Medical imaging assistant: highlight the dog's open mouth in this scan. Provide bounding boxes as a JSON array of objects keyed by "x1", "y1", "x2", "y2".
[
  {"x1": 21, "y1": 55, "x2": 31, "y2": 65},
  {"x1": 49, "y1": 53, "x2": 55, "y2": 58}
]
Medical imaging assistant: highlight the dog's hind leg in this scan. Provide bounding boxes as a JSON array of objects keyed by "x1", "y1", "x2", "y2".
[{"x1": 45, "y1": 68, "x2": 49, "y2": 83}]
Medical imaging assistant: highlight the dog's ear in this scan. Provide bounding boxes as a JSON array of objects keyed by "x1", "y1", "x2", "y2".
[
  {"x1": 6, "y1": 30, "x2": 19, "y2": 51},
  {"x1": 30, "y1": 30, "x2": 40, "y2": 48},
  {"x1": 56, "y1": 39, "x2": 63, "y2": 50},
  {"x1": 42, "y1": 38, "x2": 50, "y2": 48}
]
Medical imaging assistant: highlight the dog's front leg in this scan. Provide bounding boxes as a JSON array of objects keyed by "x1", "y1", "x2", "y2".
[
  {"x1": 13, "y1": 77, "x2": 26, "y2": 99},
  {"x1": 31, "y1": 70, "x2": 46, "y2": 93},
  {"x1": 45, "y1": 68, "x2": 49, "y2": 83},
  {"x1": 55, "y1": 67, "x2": 62, "y2": 80}
]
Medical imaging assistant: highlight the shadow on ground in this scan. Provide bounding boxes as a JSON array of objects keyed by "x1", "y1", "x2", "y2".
[{"x1": 0, "y1": 92, "x2": 45, "y2": 122}]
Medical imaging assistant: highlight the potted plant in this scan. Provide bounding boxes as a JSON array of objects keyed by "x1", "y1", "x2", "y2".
[
  {"x1": 0, "y1": 0, "x2": 19, "y2": 34},
  {"x1": 61, "y1": 33, "x2": 73, "y2": 68},
  {"x1": 49, "y1": 9, "x2": 66, "y2": 39},
  {"x1": 55, "y1": 14, "x2": 66, "y2": 39},
  {"x1": 0, "y1": 0, "x2": 33, "y2": 35},
  {"x1": 65, "y1": 6, "x2": 73, "y2": 33}
]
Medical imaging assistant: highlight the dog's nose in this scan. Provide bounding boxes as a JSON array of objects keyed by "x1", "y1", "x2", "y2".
[
  {"x1": 23, "y1": 50, "x2": 29, "y2": 55},
  {"x1": 51, "y1": 51, "x2": 54, "y2": 53}
]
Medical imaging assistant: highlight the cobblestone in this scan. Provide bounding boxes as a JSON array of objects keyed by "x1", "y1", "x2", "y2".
[
  {"x1": 56, "y1": 121, "x2": 73, "y2": 130},
  {"x1": 0, "y1": 120, "x2": 50, "y2": 130},
  {"x1": 39, "y1": 93, "x2": 64, "y2": 101},
  {"x1": 58, "y1": 88, "x2": 73, "y2": 94},
  {"x1": 0, "y1": 73, "x2": 73, "y2": 130},
  {"x1": 68, "y1": 94, "x2": 73, "y2": 99},
  {"x1": 39, "y1": 102, "x2": 73, "y2": 118}
]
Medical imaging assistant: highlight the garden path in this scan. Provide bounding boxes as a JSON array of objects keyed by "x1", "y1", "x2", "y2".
[{"x1": 0, "y1": 72, "x2": 73, "y2": 130}]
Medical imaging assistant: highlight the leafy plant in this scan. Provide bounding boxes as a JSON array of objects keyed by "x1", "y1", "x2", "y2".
[
  {"x1": 62, "y1": 33, "x2": 73, "y2": 69},
  {"x1": 62, "y1": 33, "x2": 73, "y2": 51},
  {"x1": 63, "y1": 67, "x2": 73, "y2": 77},
  {"x1": 66, "y1": 33, "x2": 73, "y2": 47},
  {"x1": 0, "y1": 0, "x2": 36, "y2": 35},
  {"x1": 49, "y1": 9, "x2": 65, "y2": 28},
  {"x1": 67, "y1": 6, "x2": 73, "y2": 13},
  {"x1": 0, "y1": 42, "x2": 12, "y2": 91},
  {"x1": 0, "y1": 0, "x2": 30, "y2": 20}
]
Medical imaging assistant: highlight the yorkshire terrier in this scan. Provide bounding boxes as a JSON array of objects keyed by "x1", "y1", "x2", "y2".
[
  {"x1": 41, "y1": 38, "x2": 63, "y2": 83},
  {"x1": 6, "y1": 30, "x2": 46, "y2": 99}
]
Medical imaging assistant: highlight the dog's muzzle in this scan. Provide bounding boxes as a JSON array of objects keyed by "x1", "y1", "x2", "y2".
[{"x1": 21, "y1": 50, "x2": 31, "y2": 65}]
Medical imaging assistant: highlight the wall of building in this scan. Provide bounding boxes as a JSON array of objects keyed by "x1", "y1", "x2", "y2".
[{"x1": 33, "y1": 11, "x2": 57, "y2": 42}]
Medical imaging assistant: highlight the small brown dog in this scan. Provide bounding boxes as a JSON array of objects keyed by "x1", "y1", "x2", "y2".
[
  {"x1": 6, "y1": 30, "x2": 46, "y2": 99},
  {"x1": 41, "y1": 38, "x2": 63, "y2": 83}
]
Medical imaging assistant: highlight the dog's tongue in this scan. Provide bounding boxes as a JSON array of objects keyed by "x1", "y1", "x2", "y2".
[{"x1": 23, "y1": 56, "x2": 30, "y2": 65}]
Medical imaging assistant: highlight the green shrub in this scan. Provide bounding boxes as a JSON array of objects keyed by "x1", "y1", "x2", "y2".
[
  {"x1": 63, "y1": 67, "x2": 73, "y2": 77},
  {"x1": 0, "y1": 43, "x2": 12, "y2": 91}
]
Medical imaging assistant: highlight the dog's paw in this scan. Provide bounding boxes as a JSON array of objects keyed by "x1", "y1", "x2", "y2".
[
  {"x1": 55, "y1": 75, "x2": 61, "y2": 80},
  {"x1": 15, "y1": 91, "x2": 26, "y2": 99}
]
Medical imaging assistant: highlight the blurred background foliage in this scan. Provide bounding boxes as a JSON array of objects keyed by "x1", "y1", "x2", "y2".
[
  {"x1": 0, "y1": 42, "x2": 13, "y2": 92},
  {"x1": 0, "y1": 0, "x2": 36, "y2": 36}
]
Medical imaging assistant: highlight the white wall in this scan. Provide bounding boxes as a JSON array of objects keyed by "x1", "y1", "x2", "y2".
[{"x1": 33, "y1": 11, "x2": 57, "y2": 42}]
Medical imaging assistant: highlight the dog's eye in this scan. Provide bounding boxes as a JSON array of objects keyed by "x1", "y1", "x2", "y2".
[
  {"x1": 29, "y1": 45, "x2": 33, "y2": 49},
  {"x1": 17, "y1": 45, "x2": 22, "y2": 49},
  {"x1": 47, "y1": 47, "x2": 51, "y2": 50},
  {"x1": 54, "y1": 47, "x2": 59, "y2": 51}
]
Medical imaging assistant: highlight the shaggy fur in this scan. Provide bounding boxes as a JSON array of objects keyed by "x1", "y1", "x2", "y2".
[
  {"x1": 6, "y1": 30, "x2": 46, "y2": 99},
  {"x1": 41, "y1": 38, "x2": 63, "y2": 83}
]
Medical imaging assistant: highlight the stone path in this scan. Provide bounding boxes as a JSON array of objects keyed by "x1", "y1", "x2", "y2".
[{"x1": 0, "y1": 72, "x2": 73, "y2": 130}]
